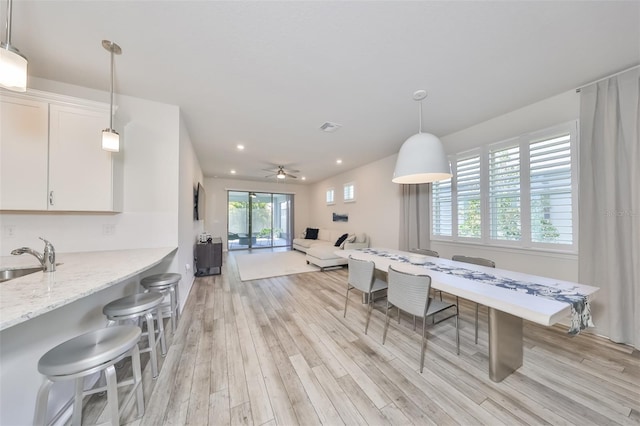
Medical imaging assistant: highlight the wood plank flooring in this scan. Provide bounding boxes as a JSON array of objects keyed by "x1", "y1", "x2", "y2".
[{"x1": 85, "y1": 251, "x2": 639, "y2": 425}]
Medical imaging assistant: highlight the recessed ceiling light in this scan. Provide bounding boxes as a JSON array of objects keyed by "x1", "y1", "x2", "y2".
[
  {"x1": 301, "y1": 176, "x2": 306, "y2": 181},
  {"x1": 230, "y1": 169, "x2": 236, "y2": 174},
  {"x1": 336, "y1": 159, "x2": 342, "y2": 164},
  {"x1": 320, "y1": 122, "x2": 342, "y2": 132},
  {"x1": 237, "y1": 144, "x2": 244, "y2": 150}
]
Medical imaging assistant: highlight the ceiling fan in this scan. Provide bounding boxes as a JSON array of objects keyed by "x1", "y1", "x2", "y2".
[{"x1": 263, "y1": 165, "x2": 299, "y2": 180}]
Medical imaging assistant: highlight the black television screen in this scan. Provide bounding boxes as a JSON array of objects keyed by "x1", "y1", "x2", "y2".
[{"x1": 194, "y1": 182, "x2": 205, "y2": 221}]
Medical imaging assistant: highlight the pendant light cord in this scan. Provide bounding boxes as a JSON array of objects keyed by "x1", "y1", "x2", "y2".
[
  {"x1": 418, "y1": 100, "x2": 423, "y2": 134},
  {"x1": 4, "y1": 0, "x2": 12, "y2": 44},
  {"x1": 109, "y1": 47, "x2": 114, "y2": 129}
]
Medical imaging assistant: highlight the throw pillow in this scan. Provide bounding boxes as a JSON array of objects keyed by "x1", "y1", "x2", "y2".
[
  {"x1": 341, "y1": 234, "x2": 356, "y2": 248},
  {"x1": 334, "y1": 233, "x2": 349, "y2": 247},
  {"x1": 305, "y1": 227, "x2": 319, "y2": 240}
]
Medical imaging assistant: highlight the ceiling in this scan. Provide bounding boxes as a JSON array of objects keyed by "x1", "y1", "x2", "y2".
[{"x1": 8, "y1": 1, "x2": 640, "y2": 183}]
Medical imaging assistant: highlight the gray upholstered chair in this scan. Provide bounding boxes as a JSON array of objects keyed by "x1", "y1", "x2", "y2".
[
  {"x1": 452, "y1": 255, "x2": 496, "y2": 344},
  {"x1": 410, "y1": 248, "x2": 441, "y2": 303},
  {"x1": 410, "y1": 248, "x2": 439, "y2": 258},
  {"x1": 382, "y1": 266, "x2": 459, "y2": 373},
  {"x1": 344, "y1": 256, "x2": 388, "y2": 334}
]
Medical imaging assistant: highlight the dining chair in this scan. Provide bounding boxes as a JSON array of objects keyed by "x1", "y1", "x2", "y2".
[
  {"x1": 451, "y1": 255, "x2": 496, "y2": 344},
  {"x1": 382, "y1": 266, "x2": 459, "y2": 373},
  {"x1": 344, "y1": 256, "x2": 388, "y2": 335},
  {"x1": 410, "y1": 248, "x2": 441, "y2": 303},
  {"x1": 409, "y1": 248, "x2": 439, "y2": 258}
]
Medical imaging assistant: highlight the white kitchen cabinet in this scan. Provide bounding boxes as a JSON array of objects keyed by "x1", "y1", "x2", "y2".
[
  {"x1": 0, "y1": 90, "x2": 121, "y2": 212},
  {"x1": 0, "y1": 96, "x2": 49, "y2": 210}
]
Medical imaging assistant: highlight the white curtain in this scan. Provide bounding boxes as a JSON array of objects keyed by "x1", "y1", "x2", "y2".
[
  {"x1": 398, "y1": 183, "x2": 431, "y2": 251},
  {"x1": 579, "y1": 67, "x2": 640, "y2": 347}
]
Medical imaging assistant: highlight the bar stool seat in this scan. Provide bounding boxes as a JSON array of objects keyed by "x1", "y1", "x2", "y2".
[
  {"x1": 34, "y1": 325, "x2": 144, "y2": 426},
  {"x1": 140, "y1": 273, "x2": 181, "y2": 334},
  {"x1": 103, "y1": 292, "x2": 167, "y2": 379}
]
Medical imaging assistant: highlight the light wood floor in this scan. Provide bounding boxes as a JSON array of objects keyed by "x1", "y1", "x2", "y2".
[{"x1": 85, "y1": 251, "x2": 639, "y2": 425}]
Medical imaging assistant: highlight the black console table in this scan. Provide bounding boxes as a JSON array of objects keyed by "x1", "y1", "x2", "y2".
[{"x1": 195, "y1": 237, "x2": 222, "y2": 276}]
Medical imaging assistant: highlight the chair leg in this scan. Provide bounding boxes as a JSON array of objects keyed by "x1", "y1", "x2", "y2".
[
  {"x1": 382, "y1": 301, "x2": 391, "y2": 345},
  {"x1": 145, "y1": 311, "x2": 159, "y2": 379},
  {"x1": 343, "y1": 284, "x2": 351, "y2": 318},
  {"x1": 157, "y1": 305, "x2": 167, "y2": 356},
  {"x1": 33, "y1": 379, "x2": 53, "y2": 426},
  {"x1": 105, "y1": 365, "x2": 120, "y2": 426},
  {"x1": 71, "y1": 377, "x2": 84, "y2": 425},
  {"x1": 475, "y1": 303, "x2": 479, "y2": 344},
  {"x1": 364, "y1": 296, "x2": 373, "y2": 335},
  {"x1": 456, "y1": 311, "x2": 460, "y2": 356},
  {"x1": 420, "y1": 317, "x2": 427, "y2": 373},
  {"x1": 131, "y1": 345, "x2": 145, "y2": 418}
]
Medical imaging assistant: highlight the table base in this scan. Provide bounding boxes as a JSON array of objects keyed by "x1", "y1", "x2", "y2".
[{"x1": 489, "y1": 308, "x2": 523, "y2": 382}]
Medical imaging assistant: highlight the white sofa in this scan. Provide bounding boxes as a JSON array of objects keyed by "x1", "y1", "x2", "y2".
[{"x1": 293, "y1": 228, "x2": 370, "y2": 270}]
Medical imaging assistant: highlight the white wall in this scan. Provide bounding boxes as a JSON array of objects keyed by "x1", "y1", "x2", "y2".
[
  {"x1": 178, "y1": 114, "x2": 204, "y2": 301},
  {"x1": 303, "y1": 90, "x2": 581, "y2": 282},
  {"x1": 0, "y1": 77, "x2": 206, "y2": 425},
  {"x1": 203, "y1": 177, "x2": 310, "y2": 250},
  {"x1": 0, "y1": 78, "x2": 180, "y2": 254},
  {"x1": 308, "y1": 155, "x2": 401, "y2": 248},
  {"x1": 432, "y1": 89, "x2": 581, "y2": 282}
]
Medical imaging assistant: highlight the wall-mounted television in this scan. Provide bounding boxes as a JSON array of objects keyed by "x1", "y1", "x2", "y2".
[{"x1": 194, "y1": 182, "x2": 205, "y2": 221}]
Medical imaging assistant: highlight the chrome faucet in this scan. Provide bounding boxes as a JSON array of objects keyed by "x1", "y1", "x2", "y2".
[{"x1": 11, "y1": 237, "x2": 56, "y2": 272}]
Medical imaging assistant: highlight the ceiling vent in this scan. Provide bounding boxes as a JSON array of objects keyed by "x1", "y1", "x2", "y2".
[{"x1": 319, "y1": 121, "x2": 342, "y2": 132}]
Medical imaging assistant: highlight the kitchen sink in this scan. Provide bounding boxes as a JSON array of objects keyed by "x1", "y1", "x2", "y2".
[{"x1": 0, "y1": 267, "x2": 45, "y2": 283}]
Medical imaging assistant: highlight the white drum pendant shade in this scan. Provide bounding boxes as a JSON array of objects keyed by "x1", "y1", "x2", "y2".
[
  {"x1": 392, "y1": 132, "x2": 452, "y2": 184},
  {"x1": 101, "y1": 129, "x2": 120, "y2": 152},
  {"x1": 0, "y1": 47, "x2": 27, "y2": 91}
]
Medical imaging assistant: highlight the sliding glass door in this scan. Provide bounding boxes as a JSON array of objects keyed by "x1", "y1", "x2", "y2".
[{"x1": 227, "y1": 191, "x2": 293, "y2": 250}]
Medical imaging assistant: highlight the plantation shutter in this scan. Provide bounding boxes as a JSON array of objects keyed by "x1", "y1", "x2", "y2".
[
  {"x1": 456, "y1": 155, "x2": 481, "y2": 238},
  {"x1": 529, "y1": 134, "x2": 573, "y2": 244},
  {"x1": 431, "y1": 178, "x2": 452, "y2": 237},
  {"x1": 489, "y1": 145, "x2": 521, "y2": 241}
]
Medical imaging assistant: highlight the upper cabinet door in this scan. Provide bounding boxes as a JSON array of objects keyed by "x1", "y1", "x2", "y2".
[
  {"x1": 0, "y1": 96, "x2": 49, "y2": 210},
  {"x1": 48, "y1": 104, "x2": 113, "y2": 211}
]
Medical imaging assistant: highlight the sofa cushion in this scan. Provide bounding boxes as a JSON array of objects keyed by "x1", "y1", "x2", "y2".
[
  {"x1": 334, "y1": 233, "x2": 349, "y2": 247},
  {"x1": 355, "y1": 233, "x2": 367, "y2": 243},
  {"x1": 304, "y1": 227, "x2": 319, "y2": 239}
]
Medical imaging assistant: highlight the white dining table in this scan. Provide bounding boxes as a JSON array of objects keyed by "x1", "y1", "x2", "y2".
[{"x1": 336, "y1": 248, "x2": 600, "y2": 382}]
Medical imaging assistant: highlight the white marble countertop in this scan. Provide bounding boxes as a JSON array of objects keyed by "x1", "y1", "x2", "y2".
[{"x1": 0, "y1": 247, "x2": 177, "y2": 331}]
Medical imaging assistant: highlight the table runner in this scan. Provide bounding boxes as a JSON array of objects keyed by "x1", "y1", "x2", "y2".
[{"x1": 358, "y1": 248, "x2": 594, "y2": 335}]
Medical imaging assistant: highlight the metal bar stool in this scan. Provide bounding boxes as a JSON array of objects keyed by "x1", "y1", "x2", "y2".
[
  {"x1": 103, "y1": 292, "x2": 167, "y2": 379},
  {"x1": 140, "y1": 273, "x2": 181, "y2": 334},
  {"x1": 33, "y1": 325, "x2": 144, "y2": 426}
]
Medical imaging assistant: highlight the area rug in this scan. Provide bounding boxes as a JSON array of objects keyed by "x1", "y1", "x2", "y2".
[{"x1": 235, "y1": 250, "x2": 320, "y2": 281}]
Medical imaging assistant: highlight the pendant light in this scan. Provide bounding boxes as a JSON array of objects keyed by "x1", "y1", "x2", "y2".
[
  {"x1": 0, "y1": 0, "x2": 27, "y2": 92},
  {"x1": 101, "y1": 40, "x2": 121, "y2": 152},
  {"x1": 392, "y1": 90, "x2": 451, "y2": 184}
]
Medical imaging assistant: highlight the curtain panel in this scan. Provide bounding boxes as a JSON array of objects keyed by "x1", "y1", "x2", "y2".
[
  {"x1": 579, "y1": 68, "x2": 640, "y2": 347},
  {"x1": 398, "y1": 183, "x2": 431, "y2": 251}
]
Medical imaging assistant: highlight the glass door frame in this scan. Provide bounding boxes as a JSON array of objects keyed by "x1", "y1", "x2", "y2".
[{"x1": 227, "y1": 191, "x2": 293, "y2": 251}]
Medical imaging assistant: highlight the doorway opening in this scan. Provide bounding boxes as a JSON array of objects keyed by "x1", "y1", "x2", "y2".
[{"x1": 227, "y1": 191, "x2": 294, "y2": 251}]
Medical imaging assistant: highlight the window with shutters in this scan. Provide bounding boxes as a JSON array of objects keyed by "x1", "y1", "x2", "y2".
[
  {"x1": 430, "y1": 121, "x2": 576, "y2": 252},
  {"x1": 343, "y1": 182, "x2": 355, "y2": 202},
  {"x1": 431, "y1": 177, "x2": 452, "y2": 237},
  {"x1": 529, "y1": 132, "x2": 573, "y2": 245},
  {"x1": 489, "y1": 143, "x2": 521, "y2": 241},
  {"x1": 456, "y1": 154, "x2": 482, "y2": 239},
  {"x1": 326, "y1": 188, "x2": 335, "y2": 205}
]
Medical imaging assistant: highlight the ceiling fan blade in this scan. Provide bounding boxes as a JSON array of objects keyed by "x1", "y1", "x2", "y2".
[
  {"x1": 287, "y1": 168, "x2": 300, "y2": 173},
  {"x1": 287, "y1": 173, "x2": 298, "y2": 179}
]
